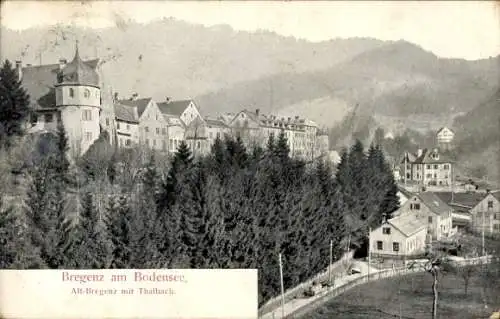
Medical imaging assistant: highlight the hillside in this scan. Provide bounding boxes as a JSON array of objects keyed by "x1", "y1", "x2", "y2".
[
  {"x1": 452, "y1": 88, "x2": 500, "y2": 183},
  {"x1": 0, "y1": 19, "x2": 385, "y2": 101},
  {"x1": 196, "y1": 41, "x2": 499, "y2": 126}
]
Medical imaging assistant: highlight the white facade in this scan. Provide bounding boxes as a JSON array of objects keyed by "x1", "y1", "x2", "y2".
[
  {"x1": 436, "y1": 127, "x2": 455, "y2": 144},
  {"x1": 471, "y1": 192, "x2": 500, "y2": 234}
]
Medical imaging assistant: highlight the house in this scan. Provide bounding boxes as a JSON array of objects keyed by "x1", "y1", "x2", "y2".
[
  {"x1": 434, "y1": 191, "x2": 485, "y2": 229},
  {"x1": 205, "y1": 118, "x2": 230, "y2": 144},
  {"x1": 157, "y1": 98, "x2": 203, "y2": 126},
  {"x1": 118, "y1": 96, "x2": 168, "y2": 153},
  {"x1": 393, "y1": 191, "x2": 454, "y2": 241},
  {"x1": 400, "y1": 148, "x2": 453, "y2": 187},
  {"x1": 369, "y1": 214, "x2": 428, "y2": 258},
  {"x1": 20, "y1": 42, "x2": 102, "y2": 156},
  {"x1": 470, "y1": 191, "x2": 500, "y2": 235},
  {"x1": 436, "y1": 126, "x2": 455, "y2": 149},
  {"x1": 163, "y1": 115, "x2": 185, "y2": 154},
  {"x1": 113, "y1": 103, "x2": 139, "y2": 148},
  {"x1": 227, "y1": 109, "x2": 320, "y2": 160},
  {"x1": 184, "y1": 116, "x2": 209, "y2": 157}
]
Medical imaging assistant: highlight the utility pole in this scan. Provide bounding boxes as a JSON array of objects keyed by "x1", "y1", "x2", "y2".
[
  {"x1": 329, "y1": 239, "x2": 333, "y2": 286},
  {"x1": 482, "y1": 211, "x2": 485, "y2": 256},
  {"x1": 404, "y1": 153, "x2": 407, "y2": 186},
  {"x1": 368, "y1": 227, "x2": 372, "y2": 279},
  {"x1": 278, "y1": 253, "x2": 285, "y2": 319}
]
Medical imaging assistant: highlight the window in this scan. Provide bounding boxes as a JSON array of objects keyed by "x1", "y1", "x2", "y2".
[
  {"x1": 44, "y1": 113, "x2": 54, "y2": 123},
  {"x1": 95, "y1": 91, "x2": 99, "y2": 99},
  {"x1": 434, "y1": 173, "x2": 437, "y2": 178},
  {"x1": 145, "y1": 126, "x2": 149, "y2": 133},
  {"x1": 410, "y1": 203, "x2": 421, "y2": 210},
  {"x1": 156, "y1": 127, "x2": 160, "y2": 134},
  {"x1": 209, "y1": 132, "x2": 213, "y2": 139},
  {"x1": 377, "y1": 241, "x2": 383, "y2": 250},
  {"x1": 162, "y1": 140, "x2": 167, "y2": 151},
  {"x1": 434, "y1": 165, "x2": 438, "y2": 169},
  {"x1": 216, "y1": 132, "x2": 221, "y2": 139},
  {"x1": 69, "y1": 88, "x2": 74, "y2": 98},
  {"x1": 82, "y1": 109, "x2": 92, "y2": 121},
  {"x1": 428, "y1": 216, "x2": 433, "y2": 223},
  {"x1": 197, "y1": 141, "x2": 200, "y2": 149},
  {"x1": 117, "y1": 122, "x2": 120, "y2": 129},
  {"x1": 494, "y1": 213, "x2": 500, "y2": 220},
  {"x1": 383, "y1": 227, "x2": 391, "y2": 235},
  {"x1": 125, "y1": 139, "x2": 131, "y2": 146},
  {"x1": 146, "y1": 139, "x2": 150, "y2": 146},
  {"x1": 84, "y1": 89, "x2": 90, "y2": 98},
  {"x1": 426, "y1": 165, "x2": 431, "y2": 169},
  {"x1": 105, "y1": 118, "x2": 110, "y2": 126},
  {"x1": 444, "y1": 164, "x2": 449, "y2": 170},
  {"x1": 407, "y1": 165, "x2": 411, "y2": 170},
  {"x1": 126, "y1": 124, "x2": 130, "y2": 130},
  {"x1": 170, "y1": 139, "x2": 173, "y2": 150},
  {"x1": 85, "y1": 132, "x2": 92, "y2": 141},
  {"x1": 488, "y1": 201, "x2": 494, "y2": 209},
  {"x1": 30, "y1": 113, "x2": 38, "y2": 124},
  {"x1": 393, "y1": 242, "x2": 400, "y2": 252},
  {"x1": 162, "y1": 128, "x2": 166, "y2": 135},
  {"x1": 426, "y1": 174, "x2": 432, "y2": 178}
]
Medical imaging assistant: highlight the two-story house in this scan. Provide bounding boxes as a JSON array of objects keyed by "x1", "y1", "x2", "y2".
[
  {"x1": 118, "y1": 96, "x2": 168, "y2": 153},
  {"x1": 113, "y1": 102, "x2": 139, "y2": 148},
  {"x1": 434, "y1": 191, "x2": 484, "y2": 230},
  {"x1": 393, "y1": 191, "x2": 454, "y2": 241},
  {"x1": 400, "y1": 148, "x2": 453, "y2": 187},
  {"x1": 470, "y1": 191, "x2": 500, "y2": 235},
  {"x1": 157, "y1": 98, "x2": 203, "y2": 154},
  {"x1": 369, "y1": 214, "x2": 428, "y2": 258},
  {"x1": 436, "y1": 126, "x2": 455, "y2": 150}
]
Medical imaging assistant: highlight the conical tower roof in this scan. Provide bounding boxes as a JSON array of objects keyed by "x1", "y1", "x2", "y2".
[{"x1": 58, "y1": 41, "x2": 99, "y2": 87}]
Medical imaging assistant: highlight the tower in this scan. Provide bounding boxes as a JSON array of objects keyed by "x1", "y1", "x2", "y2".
[{"x1": 55, "y1": 41, "x2": 101, "y2": 156}]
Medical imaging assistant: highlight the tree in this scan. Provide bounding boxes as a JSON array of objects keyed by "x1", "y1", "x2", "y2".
[{"x1": 0, "y1": 60, "x2": 30, "y2": 148}]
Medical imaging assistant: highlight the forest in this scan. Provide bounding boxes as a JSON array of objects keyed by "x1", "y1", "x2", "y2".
[{"x1": 0, "y1": 59, "x2": 399, "y2": 305}]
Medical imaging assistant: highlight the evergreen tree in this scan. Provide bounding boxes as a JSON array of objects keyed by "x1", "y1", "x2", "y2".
[
  {"x1": 106, "y1": 195, "x2": 133, "y2": 268},
  {"x1": 0, "y1": 196, "x2": 21, "y2": 268},
  {"x1": 274, "y1": 130, "x2": 290, "y2": 162},
  {"x1": 0, "y1": 60, "x2": 30, "y2": 148}
]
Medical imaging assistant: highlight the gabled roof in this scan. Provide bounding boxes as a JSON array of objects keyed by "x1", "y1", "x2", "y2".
[
  {"x1": 397, "y1": 186, "x2": 414, "y2": 199},
  {"x1": 433, "y1": 192, "x2": 484, "y2": 208},
  {"x1": 118, "y1": 98, "x2": 151, "y2": 118},
  {"x1": 400, "y1": 152, "x2": 417, "y2": 164},
  {"x1": 205, "y1": 118, "x2": 228, "y2": 128},
  {"x1": 157, "y1": 100, "x2": 193, "y2": 117},
  {"x1": 492, "y1": 191, "x2": 500, "y2": 202},
  {"x1": 417, "y1": 191, "x2": 452, "y2": 216},
  {"x1": 22, "y1": 59, "x2": 99, "y2": 110},
  {"x1": 114, "y1": 103, "x2": 139, "y2": 123},
  {"x1": 437, "y1": 127, "x2": 454, "y2": 135},
  {"x1": 386, "y1": 214, "x2": 427, "y2": 237}
]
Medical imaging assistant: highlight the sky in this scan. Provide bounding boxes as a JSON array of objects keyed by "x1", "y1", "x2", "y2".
[{"x1": 1, "y1": 1, "x2": 499, "y2": 60}]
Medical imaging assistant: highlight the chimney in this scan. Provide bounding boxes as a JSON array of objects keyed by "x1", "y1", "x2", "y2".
[
  {"x1": 59, "y1": 58, "x2": 67, "y2": 70},
  {"x1": 382, "y1": 213, "x2": 387, "y2": 224},
  {"x1": 130, "y1": 93, "x2": 138, "y2": 101},
  {"x1": 15, "y1": 60, "x2": 22, "y2": 81},
  {"x1": 255, "y1": 108, "x2": 260, "y2": 116},
  {"x1": 166, "y1": 96, "x2": 171, "y2": 103},
  {"x1": 417, "y1": 148, "x2": 423, "y2": 157},
  {"x1": 295, "y1": 116, "x2": 299, "y2": 120}
]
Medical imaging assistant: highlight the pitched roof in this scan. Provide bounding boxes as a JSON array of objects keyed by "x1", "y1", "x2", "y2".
[
  {"x1": 387, "y1": 214, "x2": 427, "y2": 237},
  {"x1": 397, "y1": 186, "x2": 414, "y2": 199},
  {"x1": 417, "y1": 191, "x2": 452, "y2": 216},
  {"x1": 412, "y1": 148, "x2": 453, "y2": 164},
  {"x1": 400, "y1": 152, "x2": 417, "y2": 164},
  {"x1": 22, "y1": 59, "x2": 99, "y2": 110},
  {"x1": 205, "y1": 118, "x2": 228, "y2": 127},
  {"x1": 58, "y1": 45, "x2": 99, "y2": 87},
  {"x1": 433, "y1": 192, "x2": 484, "y2": 208},
  {"x1": 490, "y1": 191, "x2": 500, "y2": 202},
  {"x1": 118, "y1": 98, "x2": 151, "y2": 118},
  {"x1": 157, "y1": 100, "x2": 192, "y2": 117},
  {"x1": 114, "y1": 103, "x2": 139, "y2": 123},
  {"x1": 437, "y1": 127, "x2": 454, "y2": 135}
]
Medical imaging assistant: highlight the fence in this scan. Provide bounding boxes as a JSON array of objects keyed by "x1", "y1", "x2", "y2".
[
  {"x1": 285, "y1": 255, "x2": 495, "y2": 318},
  {"x1": 258, "y1": 250, "x2": 354, "y2": 316}
]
